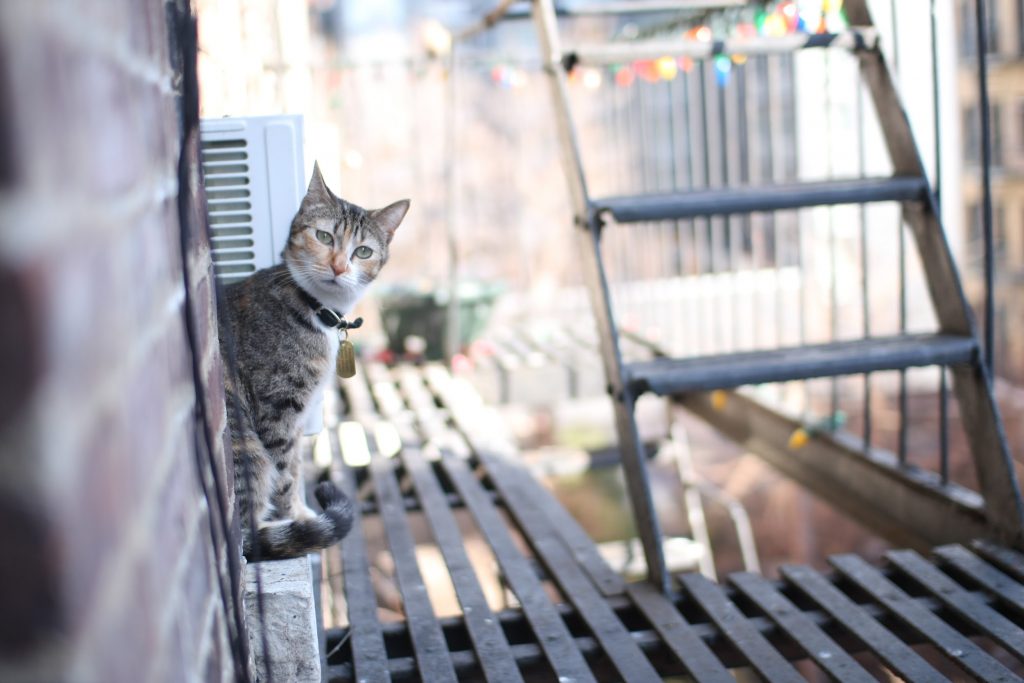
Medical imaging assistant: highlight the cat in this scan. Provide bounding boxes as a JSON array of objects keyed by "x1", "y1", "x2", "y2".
[{"x1": 218, "y1": 162, "x2": 410, "y2": 560}]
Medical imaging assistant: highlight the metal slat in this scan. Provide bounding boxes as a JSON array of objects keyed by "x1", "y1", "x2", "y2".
[
  {"x1": 395, "y1": 366, "x2": 454, "y2": 447},
  {"x1": 340, "y1": 361, "x2": 377, "y2": 420},
  {"x1": 729, "y1": 572, "x2": 876, "y2": 683},
  {"x1": 779, "y1": 564, "x2": 944, "y2": 682},
  {"x1": 593, "y1": 176, "x2": 928, "y2": 223},
  {"x1": 401, "y1": 366, "x2": 625, "y2": 597},
  {"x1": 513, "y1": 473, "x2": 626, "y2": 597},
  {"x1": 439, "y1": 451, "x2": 599, "y2": 683},
  {"x1": 629, "y1": 333, "x2": 975, "y2": 395},
  {"x1": 625, "y1": 582, "x2": 735, "y2": 683},
  {"x1": 469, "y1": 442, "x2": 623, "y2": 597},
  {"x1": 330, "y1": 433, "x2": 391, "y2": 683},
  {"x1": 422, "y1": 369, "x2": 660, "y2": 679},
  {"x1": 886, "y1": 549, "x2": 1024, "y2": 662},
  {"x1": 829, "y1": 554, "x2": 1021, "y2": 682},
  {"x1": 369, "y1": 454, "x2": 458, "y2": 683},
  {"x1": 679, "y1": 573, "x2": 804, "y2": 683},
  {"x1": 399, "y1": 446, "x2": 525, "y2": 683},
  {"x1": 972, "y1": 540, "x2": 1024, "y2": 583},
  {"x1": 934, "y1": 544, "x2": 1024, "y2": 619},
  {"x1": 475, "y1": 452, "x2": 663, "y2": 682},
  {"x1": 367, "y1": 366, "x2": 592, "y2": 681}
]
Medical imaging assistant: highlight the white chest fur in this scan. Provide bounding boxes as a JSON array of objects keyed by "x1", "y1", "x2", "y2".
[{"x1": 299, "y1": 314, "x2": 341, "y2": 434}]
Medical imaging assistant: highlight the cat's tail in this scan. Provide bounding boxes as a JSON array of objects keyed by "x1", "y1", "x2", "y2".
[{"x1": 247, "y1": 482, "x2": 353, "y2": 561}]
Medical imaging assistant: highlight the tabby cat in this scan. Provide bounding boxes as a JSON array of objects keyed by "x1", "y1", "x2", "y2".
[{"x1": 219, "y1": 163, "x2": 409, "y2": 560}]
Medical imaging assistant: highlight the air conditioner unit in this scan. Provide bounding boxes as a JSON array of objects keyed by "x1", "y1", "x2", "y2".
[{"x1": 200, "y1": 114, "x2": 323, "y2": 435}]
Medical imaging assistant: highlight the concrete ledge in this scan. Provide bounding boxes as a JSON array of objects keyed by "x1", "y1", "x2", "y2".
[{"x1": 244, "y1": 557, "x2": 321, "y2": 683}]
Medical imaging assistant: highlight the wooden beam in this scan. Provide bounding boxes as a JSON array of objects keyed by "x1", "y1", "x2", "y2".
[{"x1": 679, "y1": 391, "x2": 993, "y2": 549}]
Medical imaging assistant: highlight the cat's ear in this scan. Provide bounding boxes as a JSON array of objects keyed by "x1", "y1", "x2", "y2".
[
  {"x1": 300, "y1": 161, "x2": 333, "y2": 213},
  {"x1": 371, "y1": 199, "x2": 410, "y2": 244}
]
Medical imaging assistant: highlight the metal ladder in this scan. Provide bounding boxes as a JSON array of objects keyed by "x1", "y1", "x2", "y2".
[{"x1": 530, "y1": 0, "x2": 1024, "y2": 591}]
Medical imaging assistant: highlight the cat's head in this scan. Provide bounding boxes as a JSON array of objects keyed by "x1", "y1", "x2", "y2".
[{"x1": 284, "y1": 162, "x2": 409, "y2": 312}]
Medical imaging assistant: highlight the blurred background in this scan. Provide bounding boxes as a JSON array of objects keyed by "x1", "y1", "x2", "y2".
[
  {"x1": 4, "y1": 2, "x2": 1022, "y2": 680},
  {"x1": 194, "y1": 0, "x2": 1024, "y2": 578}
]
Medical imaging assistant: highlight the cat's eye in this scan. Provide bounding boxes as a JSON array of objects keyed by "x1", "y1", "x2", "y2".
[
  {"x1": 354, "y1": 246, "x2": 373, "y2": 259},
  {"x1": 315, "y1": 230, "x2": 334, "y2": 246}
]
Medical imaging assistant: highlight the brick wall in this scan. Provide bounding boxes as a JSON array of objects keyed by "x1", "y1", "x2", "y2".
[{"x1": 0, "y1": 2, "x2": 242, "y2": 682}]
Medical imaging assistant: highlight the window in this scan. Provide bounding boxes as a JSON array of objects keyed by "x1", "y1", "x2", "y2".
[
  {"x1": 964, "y1": 106, "x2": 980, "y2": 163},
  {"x1": 1019, "y1": 101, "x2": 1024, "y2": 154},
  {"x1": 966, "y1": 202, "x2": 1007, "y2": 268},
  {"x1": 993, "y1": 103, "x2": 1004, "y2": 168},
  {"x1": 962, "y1": 103, "x2": 1004, "y2": 168},
  {"x1": 1019, "y1": 0, "x2": 1024, "y2": 54},
  {"x1": 959, "y1": 0, "x2": 1000, "y2": 58}
]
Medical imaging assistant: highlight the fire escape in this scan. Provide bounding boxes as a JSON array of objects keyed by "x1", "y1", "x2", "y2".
[{"x1": 325, "y1": 1, "x2": 1024, "y2": 680}]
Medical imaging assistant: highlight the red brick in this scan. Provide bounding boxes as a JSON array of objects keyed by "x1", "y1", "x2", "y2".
[
  {"x1": 61, "y1": 409, "x2": 131, "y2": 630},
  {"x1": 181, "y1": 525, "x2": 216, "y2": 658},
  {"x1": 89, "y1": 561, "x2": 155, "y2": 683},
  {"x1": 1, "y1": 1, "x2": 238, "y2": 679}
]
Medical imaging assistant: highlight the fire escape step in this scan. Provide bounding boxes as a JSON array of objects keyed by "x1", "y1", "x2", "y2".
[
  {"x1": 625, "y1": 333, "x2": 977, "y2": 395},
  {"x1": 592, "y1": 176, "x2": 929, "y2": 223}
]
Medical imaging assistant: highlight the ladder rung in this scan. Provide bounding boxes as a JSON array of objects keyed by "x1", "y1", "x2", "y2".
[
  {"x1": 565, "y1": 29, "x2": 879, "y2": 66},
  {"x1": 625, "y1": 334, "x2": 977, "y2": 395},
  {"x1": 592, "y1": 176, "x2": 928, "y2": 223}
]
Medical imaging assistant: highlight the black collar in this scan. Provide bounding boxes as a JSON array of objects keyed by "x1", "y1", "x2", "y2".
[{"x1": 296, "y1": 288, "x2": 363, "y2": 331}]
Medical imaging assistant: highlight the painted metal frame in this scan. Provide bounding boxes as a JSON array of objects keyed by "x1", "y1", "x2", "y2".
[
  {"x1": 533, "y1": 0, "x2": 1024, "y2": 582},
  {"x1": 844, "y1": 0, "x2": 1024, "y2": 544}
]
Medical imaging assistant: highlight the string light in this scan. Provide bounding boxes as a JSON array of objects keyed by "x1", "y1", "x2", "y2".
[
  {"x1": 550, "y1": 0, "x2": 845, "y2": 91},
  {"x1": 581, "y1": 67, "x2": 603, "y2": 89},
  {"x1": 655, "y1": 56, "x2": 678, "y2": 81}
]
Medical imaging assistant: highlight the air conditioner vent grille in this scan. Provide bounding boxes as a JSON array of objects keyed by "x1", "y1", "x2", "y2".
[{"x1": 201, "y1": 136, "x2": 255, "y2": 283}]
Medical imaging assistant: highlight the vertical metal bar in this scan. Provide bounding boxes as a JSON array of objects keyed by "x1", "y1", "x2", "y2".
[
  {"x1": 761, "y1": 54, "x2": 782, "y2": 349},
  {"x1": 635, "y1": 79, "x2": 652, "y2": 336},
  {"x1": 699, "y1": 62, "x2": 715, "y2": 353},
  {"x1": 940, "y1": 366, "x2": 950, "y2": 485},
  {"x1": 681, "y1": 67, "x2": 701, "y2": 354},
  {"x1": 665, "y1": 74, "x2": 683, "y2": 353},
  {"x1": 444, "y1": 47, "x2": 461, "y2": 363},
  {"x1": 976, "y1": 0, "x2": 996, "y2": 377},
  {"x1": 898, "y1": 254, "x2": 908, "y2": 466},
  {"x1": 737, "y1": 60, "x2": 758, "y2": 350},
  {"x1": 718, "y1": 70, "x2": 738, "y2": 351},
  {"x1": 933, "y1": 0, "x2": 948, "y2": 489},
  {"x1": 890, "y1": 0, "x2": 901, "y2": 77},
  {"x1": 825, "y1": 50, "x2": 839, "y2": 423},
  {"x1": 891, "y1": 0, "x2": 908, "y2": 466},
  {"x1": 857, "y1": 78, "x2": 872, "y2": 450},
  {"x1": 930, "y1": 0, "x2": 942, "y2": 210},
  {"x1": 737, "y1": 62, "x2": 752, "y2": 350}
]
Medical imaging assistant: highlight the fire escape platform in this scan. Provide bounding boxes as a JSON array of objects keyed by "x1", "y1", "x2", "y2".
[{"x1": 324, "y1": 364, "x2": 1024, "y2": 682}]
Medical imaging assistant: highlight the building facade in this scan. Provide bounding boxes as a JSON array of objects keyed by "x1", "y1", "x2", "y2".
[{"x1": 957, "y1": 0, "x2": 1024, "y2": 383}]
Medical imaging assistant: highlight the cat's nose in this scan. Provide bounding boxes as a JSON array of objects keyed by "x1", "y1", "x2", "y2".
[{"x1": 332, "y1": 261, "x2": 348, "y2": 276}]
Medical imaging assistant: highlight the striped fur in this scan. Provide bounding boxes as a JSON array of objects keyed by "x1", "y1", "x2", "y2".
[{"x1": 219, "y1": 163, "x2": 409, "y2": 560}]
